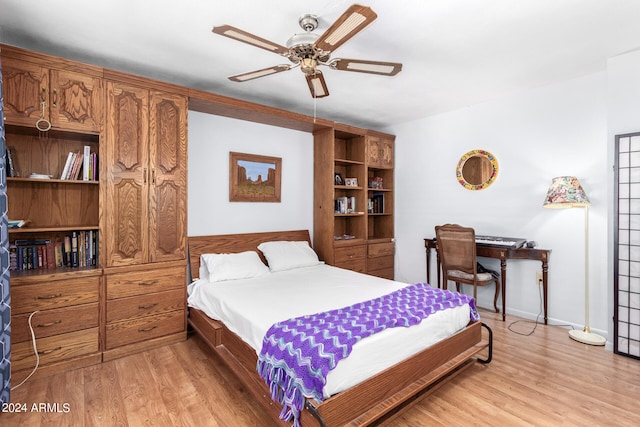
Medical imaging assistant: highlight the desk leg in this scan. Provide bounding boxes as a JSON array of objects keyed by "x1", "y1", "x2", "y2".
[
  {"x1": 542, "y1": 260, "x2": 549, "y2": 325},
  {"x1": 426, "y1": 248, "x2": 431, "y2": 285},
  {"x1": 500, "y1": 258, "x2": 507, "y2": 321}
]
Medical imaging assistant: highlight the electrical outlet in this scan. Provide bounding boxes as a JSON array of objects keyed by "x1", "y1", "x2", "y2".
[{"x1": 536, "y1": 272, "x2": 543, "y2": 285}]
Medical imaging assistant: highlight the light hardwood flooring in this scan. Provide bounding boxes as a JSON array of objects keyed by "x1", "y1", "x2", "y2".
[{"x1": 2, "y1": 309, "x2": 639, "y2": 426}]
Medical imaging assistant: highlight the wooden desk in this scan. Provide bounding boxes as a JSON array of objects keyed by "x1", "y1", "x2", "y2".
[{"x1": 424, "y1": 238, "x2": 551, "y2": 324}]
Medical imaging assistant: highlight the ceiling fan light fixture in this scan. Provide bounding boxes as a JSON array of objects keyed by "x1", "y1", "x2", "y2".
[
  {"x1": 286, "y1": 32, "x2": 319, "y2": 48},
  {"x1": 300, "y1": 57, "x2": 318, "y2": 74}
]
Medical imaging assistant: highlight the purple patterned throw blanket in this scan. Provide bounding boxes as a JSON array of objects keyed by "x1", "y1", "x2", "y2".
[{"x1": 256, "y1": 282, "x2": 479, "y2": 427}]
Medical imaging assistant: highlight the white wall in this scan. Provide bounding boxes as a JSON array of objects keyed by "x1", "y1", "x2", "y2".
[
  {"x1": 187, "y1": 111, "x2": 314, "y2": 237},
  {"x1": 387, "y1": 72, "x2": 609, "y2": 336}
]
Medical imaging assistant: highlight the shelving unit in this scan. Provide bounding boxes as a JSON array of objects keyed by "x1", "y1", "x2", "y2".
[
  {"x1": 314, "y1": 126, "x2": 395, "y2": 278},
  {"x1": 4, "y1": 124, "x2": 102, "y2": 383}
]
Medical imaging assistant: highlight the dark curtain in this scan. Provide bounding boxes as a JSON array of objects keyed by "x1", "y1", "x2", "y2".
[{"x1": 0, "y1": 52, "x2": 11, "y2": 403}]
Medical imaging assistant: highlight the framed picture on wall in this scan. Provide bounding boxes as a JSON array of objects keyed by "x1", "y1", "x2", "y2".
[{"x1": 229, "y1": 152, "x2": 282, "y2": 202}]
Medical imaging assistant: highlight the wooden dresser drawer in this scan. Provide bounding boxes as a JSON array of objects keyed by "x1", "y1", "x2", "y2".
[
  {"x1": 368, "y1": 242, "x2": 394, "y2": 258},
  {"x1": 11, "y1": 327, "x2": 99, "y2": 372},
  {"x1": 105, "y1": 310, "x2": 185, "y2": 349},
  {"x1": 334, "y1": 244, "x2": 366, "y2": 264},
  {"x1": 12, "y1": 303, "x2": 99, "y2": 343},
  {"x1": 368, "y1": 267, "x2": 394, "y2": 280},
  {"x1": 335, "y1": 257, "x2": 366, "y2": 273},
  {"x1": 11, "y1": 277, "x2": 99, "y2": 315},
  {"x1": 107, "y1": 289, "x2": 185, "y2": 323},
  {"x1": 106, "y1": 265, "x2": 185, "y2": 299},
  {"x1": 367, "y1": 255, "x2": 394, "y2": 271}
]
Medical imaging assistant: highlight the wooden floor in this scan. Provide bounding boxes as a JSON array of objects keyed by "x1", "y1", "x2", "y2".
[{"x1": 2, "y1": 309, "x2": 639, "y2": 426}]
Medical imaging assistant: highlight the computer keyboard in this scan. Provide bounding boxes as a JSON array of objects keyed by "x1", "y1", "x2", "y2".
[{"x1": 475, "y1": 235, "x2": 527, "y2": 249}]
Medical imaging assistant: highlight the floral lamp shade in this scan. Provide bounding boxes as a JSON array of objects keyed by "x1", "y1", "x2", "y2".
[{"x1": 543, "y1": 176, "x2": 591, "y2": 208}]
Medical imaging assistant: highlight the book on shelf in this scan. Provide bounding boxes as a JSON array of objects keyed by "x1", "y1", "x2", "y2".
[
  {"x1": 368, "y1": 193, "x2": 385, "y2": 213},
  {"x1": 335, "y1": 196, "x2": 357, "y2": 214},
  {"x1": 60, "y1": 148, "x2": 98, "y2": 180},
  {"x1": 82, "y1": 145, "x2": 91, "y2": 181},
  {"x1": 10, "y1": 230, "x2": 99, "y2": 271},
  {"x1": 5, "y1": 146, "x2": 18, "y2": 177},
  {"x1": 8, "y1": 219, "x2": 30, "y2": 229},
  {"x1": 60, "y1": 152, "x2": 75, "y2": 179}
]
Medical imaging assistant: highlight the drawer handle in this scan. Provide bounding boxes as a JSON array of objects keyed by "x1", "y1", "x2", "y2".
[
  {"x1": 139, "y1": 280, "x2": 158, "y2": 286},
  {"x1": 38, "y1": 346, "x2": 62, "y2": 355},
  {"x1": 138, "y1": 303, "x2": 158, "y2": 310},
  {"x1": 138, "y1": 325, "x2": 158, "y2": 332},
  {"x1": 35, "y1": 293, "x2": 62, "y2": 300},
  {"x1": 36, "y1": 320, "x2": 62, "y2": 328}
]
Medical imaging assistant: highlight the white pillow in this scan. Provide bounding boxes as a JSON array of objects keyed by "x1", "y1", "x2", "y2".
[
  {"x1": 199, "y1": 251, "x2": 269, "y2": 282},
  {"x1": 257, "y1": 240, "x2": 321, "y2": 272}
]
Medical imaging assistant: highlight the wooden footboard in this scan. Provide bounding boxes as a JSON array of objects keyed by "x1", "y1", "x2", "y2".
[{"x1": 189, "y1": 307, "x2": 488, "y2": 427}]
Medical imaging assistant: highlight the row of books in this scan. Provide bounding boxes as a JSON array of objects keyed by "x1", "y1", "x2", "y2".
[
  {"x1": 368, "y1": 193, "x2": 385, "y2": 213},
  {"x1": 335, "y1": 196, "x2": 358, "y2": 214},
  {"x1": 60, "y1": 146, "x2": 98, "y2": 180},
  {"x1": 9, "y1": 231, "x2": 99, "y2": 271}
]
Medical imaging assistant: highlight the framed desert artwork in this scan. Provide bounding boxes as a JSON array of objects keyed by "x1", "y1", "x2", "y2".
[{"x1": 229, "y1": 152, "x2": 282, "y2": 202}]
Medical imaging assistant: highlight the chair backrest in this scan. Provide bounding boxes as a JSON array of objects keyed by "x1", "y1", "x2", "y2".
[{"x1": 435, "y1": 224, "x2": 477, "y2": 275}]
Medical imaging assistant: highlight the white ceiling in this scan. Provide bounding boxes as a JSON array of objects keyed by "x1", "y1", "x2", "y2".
[{"x1": 2, "y1": 0, "x2": 640, "y2": 129}]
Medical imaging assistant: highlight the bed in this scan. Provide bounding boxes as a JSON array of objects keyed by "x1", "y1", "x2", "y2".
[{"x1": 187, "y1": 230, "x2": 491, "y2": 426}]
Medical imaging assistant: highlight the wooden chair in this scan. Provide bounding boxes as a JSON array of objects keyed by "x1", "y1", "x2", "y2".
[{"x1": 435, "y1": 224, "x2": 500, "y2": 312}]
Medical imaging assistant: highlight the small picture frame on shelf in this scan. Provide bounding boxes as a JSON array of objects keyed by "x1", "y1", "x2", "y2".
[
  {"x1": 334, "y1": 173, "x2": 344, "y2": 186},
  {"x1": 345, "y1": 177, "x2": 358, "y2": 187}
]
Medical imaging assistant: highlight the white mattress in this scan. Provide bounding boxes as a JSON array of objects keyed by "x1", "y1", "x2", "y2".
[{"x1": 187, "y1": 264, "x2": 471, "y2": 399}]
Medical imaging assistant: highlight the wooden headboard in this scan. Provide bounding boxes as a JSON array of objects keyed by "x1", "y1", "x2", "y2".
[{"x1": 188, "y1": 229, "x2": 311, "y2": 279}]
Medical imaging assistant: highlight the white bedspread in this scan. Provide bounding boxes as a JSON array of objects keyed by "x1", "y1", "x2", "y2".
[{"x1": 187, "y1": 264, "x2": 471, "y2": 398}]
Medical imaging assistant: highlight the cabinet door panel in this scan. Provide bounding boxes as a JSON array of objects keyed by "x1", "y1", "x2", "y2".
[
  {"x1": 50, "y1": 69, "x2": 102, "y2": 133},
  {"x1": 148, "y1": 91, "x2": 187, "y2": 263},
  {"x1": 1, "y1": 58, "x2": 48, "y2": 127},
  {"x1": 104, "y1": 82, "x2": 149, "y2": 266}
]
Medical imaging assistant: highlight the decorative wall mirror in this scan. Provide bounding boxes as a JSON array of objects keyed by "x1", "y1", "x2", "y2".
[{"x1": 456, "y1": 149, "x2": 499, "y2": 190}]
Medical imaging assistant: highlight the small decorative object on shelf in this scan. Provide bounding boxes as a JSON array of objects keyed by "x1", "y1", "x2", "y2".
[
  {"x1": 29, "y1": 173, "x2": 52, "y2": 179},
  {"x1": 334, "y1": 173, "x2": 344, "y2": 186},
  {"x1": 334, "y1": 234, "x2": 356, "y2": 240},
  {"x1": 368, "y1": 176, "x2": 383, "y2": 189},
  {"x1": 345, "y1": 177, "x2": 358, "y2": 186}
]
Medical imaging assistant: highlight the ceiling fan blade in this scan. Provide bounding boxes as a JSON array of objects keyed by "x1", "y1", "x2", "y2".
[
  {"x1": 306, "y1": 71, "x2": 329, "y2": 98},
  {"x1": 314, "y1": 4, "x2": 377, "y2": 54},
  {"x1": 332, "y1": 58, "x2": 402, "y2": 76},
  {"x1": 229, "y1": 65, "x2": 292, "y2": 82},
  {"x1": 212, "y1": 25, "x2": 289, "y2": 56}
]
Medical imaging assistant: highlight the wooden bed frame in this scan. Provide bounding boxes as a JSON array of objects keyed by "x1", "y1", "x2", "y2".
[{"x1": 187, "y1": 230, "x2": 491, "y2": 426}]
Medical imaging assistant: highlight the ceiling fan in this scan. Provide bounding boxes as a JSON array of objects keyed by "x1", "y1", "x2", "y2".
[{"x1": 212, "y1": 4, "x2": 402, "y2": 98}]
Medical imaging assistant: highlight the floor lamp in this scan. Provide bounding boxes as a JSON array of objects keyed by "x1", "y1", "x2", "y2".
[{"x1": 543, "y1": 176, "x2": 606, "y2": 346}]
